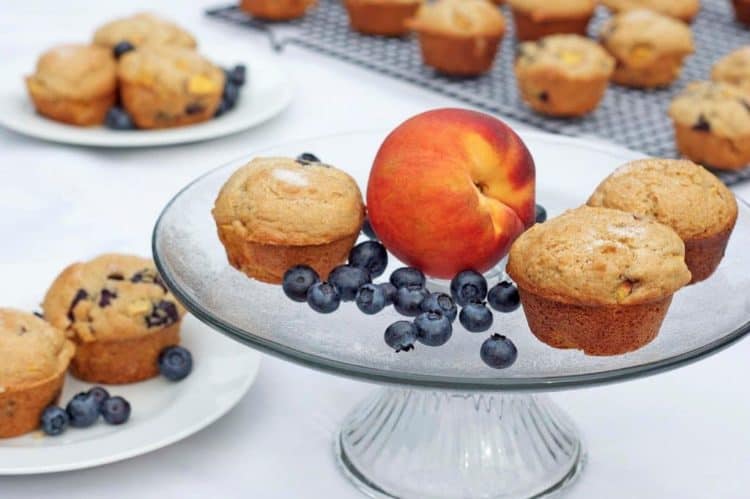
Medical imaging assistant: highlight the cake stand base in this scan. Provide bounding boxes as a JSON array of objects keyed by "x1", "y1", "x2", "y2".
[{"x1": 336, "y1": 388, "x2": 584, "y2": 499}]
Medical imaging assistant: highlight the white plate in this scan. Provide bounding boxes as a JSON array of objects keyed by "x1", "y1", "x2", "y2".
[
  {"x1": 0, "y1": 315, "x2": 261, "y2": 475},
  {"x1": 0, "y1": 53, "x2": 292, "y2": 148}
]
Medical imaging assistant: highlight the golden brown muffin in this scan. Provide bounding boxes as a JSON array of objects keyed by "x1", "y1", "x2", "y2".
[
  {"x1": 733, "y1": 0, "x2": 750, "y2": 26},
  {"x1": 117, "y1": 46, "x2": 225, "y2": 129},
  {"x1": 43, "y1": 254, "x2": 185, "y2": 384},
  {"x1": 93, "y1": 12, "x2": 196, "y2": 49},
  {"x1": 0, "y1": 309, "x2": 75, "y2": 438},
  {"x1": 600, "y1": 9, "x2": 694, "y2": 88},
  {"x1": 600, "y1": 0, "x2": 700, "y2": 22},
  {"x1": 344, "y1": 0, "x2": 423, "y2": 36},
  {"x1": 507, "y1": 206, "x2": 691, "y2": 356},
  {"x1": 25, "y1": 44, "x2": 117, "y2": 126},
  {"x1": 515, "y1": 34, "x2": 615, "y2": 117},
  {"x1": 240, "y1": 0, "x2": 317, "y2": 20},
  {"x1": 668, "y1": 81, "x2": 750, "y2": 171},
  {"x1": 407, "y1": 0, "x2": 506, "y2": 76},
  {"x1": 507, "y1": 0, "x2": 596, "y2": 41},
  {"x1": 588, "y1": 159, "x2": 738, "y2": 283},
  {"x1": 712, "y1": 46, "x2": 750, "y2": 93},
  {"x1": 213, "y1": 157, "x2": 365, "y2": 284}
]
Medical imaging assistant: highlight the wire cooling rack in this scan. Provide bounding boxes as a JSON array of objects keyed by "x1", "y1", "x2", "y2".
[{"x1": 206, "y1": 0, "x2": 750, "y2": 185}]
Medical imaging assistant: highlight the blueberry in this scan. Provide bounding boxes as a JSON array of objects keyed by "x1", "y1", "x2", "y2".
[
  {"x1": 535, "y1": 204, "x2": 547, "y2": 224},
  {"x1": 348, "y1": 241, "x2": 388, "y2": 278},
  {"x1": 361, "y1": 218, "x2": 378, "y2": 240},
  {"x1": 158, "y1": 346, "x2": 193, "y2": 381},
  {"x1": 214, "y1": 99, "x2": 230, "y2": 118},
  {"x1": 101, "y1": 396, "x2": 131, "y2": 425},
  {"x1": 105, "y1": 107, "x2": 135, "y2": 130},
  {"x1": 40, "y1": 406, "x2": 68, "y2": 436},
  {"x1": 384, "y1": 321, "x2": 417, "y2": 352},
  {"x1": 390, "y1": 267, "x2": 426, "y2": 289},
  {"x1": 228, "y1": 64, "x2": 246, "y2": 86},
  {"x1": 415, "y1": 312, "x2": 453, "y2": 347},
  {"x1": 459, "y1": 302, "x2": 494, "y2": 333},
  {"x1": 394, "y1": 285, "x2": 429, "y2": 317},
  {"x1": 450, "y1": 270, "x2": 488, "y2": 306},
  {"x1": 480, "y1": 334, "x2": 518, "y2": 369},
  {"x1": 329, "y1": 265, "x2": 371, "y2": 301},
  {"x1": 355, "y1": 283, "x2": 387, "y2": 315},
  {"x1": 296, "y1": 152, "x2": 321, "y2": 164},
  {"x1": 420, "y1": 293, "x2": 457, "y2": 322},
  {"x1": 66, "y1": 392, "x2": 99, "y2": 428},
  {"x1": 282, "y1": 265, "x2": 320, "y2": 302},
  {"x1": 87, "y1": 386, "x2": 110, "y2": 411},
  {"x1": 223, "y1": 81, "x2": 239, "y2": 108},
  {"x1": 488, "y1": 281, "x2": 520, "y2": 313},
  {"x1": 145, "y1": 300, "x2": 179, "y2": 328},
  {"x1": 113, "y1": 41, "x2": 135, "y2": 59},
  {"x1": 307, "y1": 282, "x2": 341, "y2": 313},
  {"x1": 379, "y1": 282, "x2": 398, "y2": 306}
]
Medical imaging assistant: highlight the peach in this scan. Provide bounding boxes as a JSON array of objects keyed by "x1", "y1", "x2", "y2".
[{"x1": 367, "y1": 109, "x2": 536, "y2": 279}]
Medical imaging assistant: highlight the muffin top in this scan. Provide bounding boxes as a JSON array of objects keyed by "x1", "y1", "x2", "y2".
[
  {"x1": 0, "y1": 309, "x2": 75, "y2": 389},
  {"x1": 93, "y1": 12, "x2": 196, "y2": 49},
  {"x1": 26, "y1": 44, "x2": 116, "y2": 100},
  {"x1": 600, "y1": 9, "x2": 694, "y2": 62},
  {"x1": 42, "y1": 254, "x2": 185, "y2": 344},
  {"x1": 213, "y1": 157, "x2": 365, "y2": 246},
  {"x1": 515, "y1": 35, "x2": 615, "y2": 79},
  {"x1": 588, "y1": 159, "x2": 738, "y2": 239},
  {"x1": 407, "y1": 0, "x2": 506, "y2": 36},
  {"x1": 668, "y1": 81, "x2": 750, "y2": 139},
  {"x1": 507, "y1": 206, "x2": 691, "y2": 306},
  {"x1": 507, "y1": 0, "x2": 596, "y2": 19},
  {"x1": 712, "y1": 46, "x2": 750, "y2": 94},
  {"x1": 600, "y1": 0, "x2": 700, "y2": 21}
]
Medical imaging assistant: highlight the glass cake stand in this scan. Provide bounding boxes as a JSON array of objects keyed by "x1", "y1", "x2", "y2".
[{"x1": 152, "y1": 131, "x2": 750, "y2": 499}]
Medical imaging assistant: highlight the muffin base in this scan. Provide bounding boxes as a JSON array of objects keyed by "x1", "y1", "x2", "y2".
[
  {"x1": 673, "y1": 124, "x2": 750, "y2": 171},
  {"x1": 119, "y1": 83, "x2": 222, "y2": 130},
  {"x1": 685, "y1": 226, "x2": 735, "y2": 284},
  {"x1": 611, "y1": 55, "x2": 686, "y2": 88},
  {"x1": 516, "y1": 71, "x2": 609, "y2": 117},
  {"x1": 0, "y1": 371, "x2": 66, "y2": 438},
  {"x1": 732, "y1": 0, "x2": 750, "y2": 25},
  {"x1": 26, "y1": 81, "x2": 115, "y2": 126},
  {"x1": 414, "y1": 30, "x2": 503, "y2": 76},
  {"x1": 511, "y1": 10, "x2": 591, "y2": 41},
  {"x1": 240, "y1": 0, "x2": 314, "y2": 20},
  {"x1": 343, "y1": 0, "x2": 420, "y2": 36}
]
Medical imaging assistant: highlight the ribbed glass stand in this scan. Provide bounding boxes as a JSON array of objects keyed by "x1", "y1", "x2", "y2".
[{"x1": 336, "y1": 388, "x2": 584, "y2": 499}]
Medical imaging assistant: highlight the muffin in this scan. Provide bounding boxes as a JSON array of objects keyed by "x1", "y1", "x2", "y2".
[
  {"x1": 240, "y1": 0, "x2": 316, "y2": 20},
  {"x1": 712, "y1": 46, "x2": 750, "y2": 93},
  {"x1": 507, "y1": 206, "x2": 691, "y2": 356},
  {"x1": 407, "y1": 0, "x2": 506, "y2": 76},
  {"x1": 213, "y1": 157, "x2": 365, "y2": 284},
  {"x1": 600, "y1": 9, "x2": 694, "y2": 88},
  {"x1": 515, "y1": 34, "x2": 615, "y2": 117},
  {"x1": 25, "y1": 44, "x2": 117, "y2": 126},
  {"x1": 600, "y1": 0, "x2": 700, "y2": 23},
  {"x1": 588, "y1": 159, "x2": 738, "y2": 283},
  {"x1": 668, "y1": 81, "x2": 750, "y2": 171},
  {"x1": 93, "y1": 12, "x2": 196, "y2": 49},
  {"x1": 117, "y1": 45, "x2": 225, "y2": 129},
  {"x1": 0, "y1": 309, "x2": 75, "y2": 438},
  {"x1": 43, "y1": 254, "x2": 185, "y2": 384},
  {"x1": 732, "y1": 0, "x2": 750, "y2": 26},
  {"x1": 506, "y1": 0, "x2": 596, "y2": 41},
  {"x1": 343, "y1": 0, "x2": 423, "y2": 36}
]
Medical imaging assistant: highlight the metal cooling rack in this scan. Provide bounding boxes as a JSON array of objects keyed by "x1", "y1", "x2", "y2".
[{"x1": 206, "y1": 0, "x2": 750, "y2": 185}]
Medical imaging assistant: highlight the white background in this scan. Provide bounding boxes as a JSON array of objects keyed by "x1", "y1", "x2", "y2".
[{"x1": 1, "y1": 1, "x2": 749, "y2": 497}]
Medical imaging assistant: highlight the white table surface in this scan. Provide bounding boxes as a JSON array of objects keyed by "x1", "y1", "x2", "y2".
[{"x1": 1, "y1": 2, "x2": 749, "y2": 498}]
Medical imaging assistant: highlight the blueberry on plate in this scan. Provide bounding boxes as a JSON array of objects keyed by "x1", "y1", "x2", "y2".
[
  {"x1": 480, "y1": 334, "x2": 518, "y2": 369},
  {"x1": 101, "y1": 396, "x2": 131, "y2": 425},
  {"x1": 40, "y1": 406, "x2": 69, "y2": 436},
  {"x1": 535, "y1": 204, "x2": 547, "y2": 224},
  {"x1": 450, "y1": 270, "x2": 488, "y2": 306},
  {"x1": 420, "y1": 293, "x2": 457, "y2": 322},
  {"x1": 105, "y1": 107, "x2": 135, "y2": 130},
  {"x1": 66, "y1": 392, "x2": 99, "y2": 428},
  {"x1": 223, "y1": 81, "x2": 240, "y2": 108},
  {"x1": 296, "y1": 152, "x2": 321, "y2": 164},
  {"x1": 214, "y1": 100, "x2": 230, "y2": 118},
  {"x1": 384, "y1": 321, "x2": 417, "y2": 352},
  {"x1": 282, "y1": 265, "x2": 320, "y2": 302},
  {"x1": 390, "y1": 267, "x2": 426, "y2": 289},
  {"x1": 355, "y1": 283, "x2": 387, "y2": 315},
  {"x1": 349, "y1": 241, "x2": 388, "y2": 278},
  {"x1": 158, "y1": 346, "x2": 193, "y2": 381},
  {"x1": 227, "y1": 64, "x2": 246, "y2": 86},
  {"x1": 487, "y1": 281, "x2": 520, "y2": 313},
  {"x1": 394, "y1": 285, "x2": 429, "y2": 317},
  {"x1": 329, "y1": 265, "x2": 371, "y2": 301},
  {"x1": 459, "y1": 302, "x2": 494, "y2": 333},
  {"x1": 415, "y1": 312, "x2": 453, "y2": 347},
  {"x1": 379, "y1": 282, "x2": 398, "y2": 306},
  {"x1": 361, "y1": 217, "x2": 378, "y2": 240},
  {"x1": 307, "y1": 282, "x2": 341, "y2": 313},
  {"x1": 113, "y1": 41, "x2": 135, "y2": 59},
  {"x1": 87, "y1": 386, "x2": 110, "y2": 411}
]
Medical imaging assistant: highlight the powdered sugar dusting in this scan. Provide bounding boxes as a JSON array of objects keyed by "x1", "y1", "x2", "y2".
[{"x1": 273, "y1": 169, "x2": 309, "y2": 187}]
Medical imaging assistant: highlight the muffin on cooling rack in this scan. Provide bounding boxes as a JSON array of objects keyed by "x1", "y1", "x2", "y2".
[
  {"x1": 93, "y1": 12, "x2": 197, "y2": 49},
  {"x1": 600, "y1": 0, "x2": 700, "y2": 23},
  {"x1": 25, "y1": 44, "x2": 117, "y2": 126},
  {"x1": 507, "y1": 206, "x2": 691, "y2": 356},
  {"x1": 588, "y1": 159, "x2": 738, "y2": 283},
  {"x1": 712, "y1": 46, "x2": 750, "y2": 93},
  {"x1": 0, "y1": 309, "x2": 75, "y2": 438},
  {"x1": 515, "y1": 34, "x2": 615, "y2": 117},
  {"x1": 43, "y1": 254, "x2": 185, "y2": 385},
  {"x1": 407, "y1": 0, "x2": 506, "y2": 76},
  {"x1": 506, "y1": 0, "x2": 596, "y2": 41},
  {"x1": 600, "y1": 9, "x2": 694, "y2": 88},
  {"x1": 240, "y1": 0, "x2": 317, "y2": 20},
  {"x1": 343, "y1": 0, "x2": 423, "y2": 36},
  {"x1": 668, "y1": 81, "x2": 750, "y2": 171}
]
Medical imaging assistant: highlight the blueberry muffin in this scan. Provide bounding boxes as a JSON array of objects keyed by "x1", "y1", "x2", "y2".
[
  {"x1": 712, "y1": 47, "x2": 750, "y2": 93},
  {"x1": 600, "y1": 0, "x2": 700, "y2": 23},
  {"x1": 213, "y1": 157, "x2": 365, "y2": 284},
  {"x1": 600, "y1": 9, "x2": 694, "y2": 88},
  {"x1": 588, "y1": 159, "x2": 738, "y2": 283},
  {"x1": 43, "y1": 254, "x2": 185, "y2": 384},
  {"x1": 0, "y1": 309, "x2": 75, "y2": 438},
  {"x1": 515, "y1": 34, "x2": 615, "y2": 117},
  {"x1": 93, "y1": 12, "x2": 196, "y2": 49},
  {"x1": 117, "y1": 45, "x2": 225, "y2": 129},
  {"x1": 506, "y1": 0, "x2": 596, "y2": 41},
  {"x1": 407, "y1": 0, "x2": 506, "y2": 76},
  {"x1": 240, "y1": 0, "x2": 317, "y2": 20},
  {"x1": 732, "y1": 0, "x2": 750, "y2": 26},
  {"x1": 25, "y1": 44, "x2": 117, "y2": 126},
  {"x1": 344, "y1": 0, "x2": 423, "y2": 36},
  {"x1": 507, "y1": 206, "x2": 691, "y2": 356},
  {"x1": 668, "y1": 81, "x2": 750, "y2": 171}
]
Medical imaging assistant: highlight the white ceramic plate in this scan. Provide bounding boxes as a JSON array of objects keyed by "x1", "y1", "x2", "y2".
[
  {"x1": 0, "y1": 315, "x2": 261, "y2": 475},
  {"x1": 0, "y1": 53, "x2": 292, "y2": 148}
]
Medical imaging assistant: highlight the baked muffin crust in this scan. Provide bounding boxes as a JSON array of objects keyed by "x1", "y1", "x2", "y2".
[
  {"x1": 600, "y1": 9, "x2": 694, "y2": 64},
  {"x1": 601, "y1": 0, "x2": 700, "y2": 22},
  {"x1": 26, "y1": 44, "x2": 116, "y2": 101},
  {"x1": 516, "y1": 34, "x2": 614, "y2": 78},
  {"x1": 669, "y1": 81, "x2": 750, "y2": 139},
  {"x1": 712, "y1": 46, "x2": 750, "y2": 94},
  {"x1": 507, "y1": 0, "x2": 596, "y2": 20},
  {"x1": 93, "y1": 12, "x2": 196, "y2": 49},
  {"x1": 408, "y1": 0, "x2": 506, "y2": 36}
]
